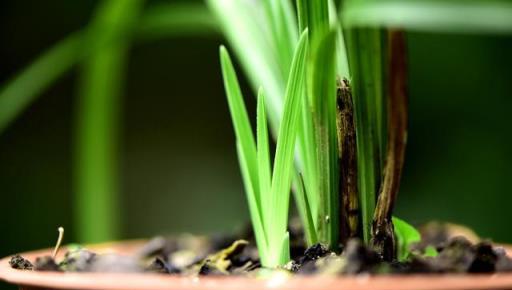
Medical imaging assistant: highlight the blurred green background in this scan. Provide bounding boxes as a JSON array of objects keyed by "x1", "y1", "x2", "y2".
[{"x1": 1, "y1": 0, "x2": 511, "y2": 288}]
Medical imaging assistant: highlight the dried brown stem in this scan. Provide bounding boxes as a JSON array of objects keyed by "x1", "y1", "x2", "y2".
[
  {"x1": 371, "y1": 30, "x2": 409, "y2": 261},
  {"x1": 336, "y1": 78, "x2": 359, "y2": 244}
]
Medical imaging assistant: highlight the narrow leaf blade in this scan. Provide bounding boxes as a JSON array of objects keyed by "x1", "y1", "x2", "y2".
[
  {"x1": 219, "y1": 46, "x2": 260, "y2": 199},
  {"x1": 293, "y1": 173, "x2": 318, "y2": 245},
  {"x1": 268, "y1": 29, "x2": 309, "y2": 265},
  {"x1": 309, "y1": 30, "x2": 340, "y2": 248},
  {"x1": 257, "y1": 88, "x2": 272, "y2": 226},
  {"x1": 237, "y1": 143, "x2": 268, "y2": 264}
]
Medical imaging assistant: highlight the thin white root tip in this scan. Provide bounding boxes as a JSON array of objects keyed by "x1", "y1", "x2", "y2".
[{"x1": 52, "y1": 227, "x2": 65, "y2": 259}]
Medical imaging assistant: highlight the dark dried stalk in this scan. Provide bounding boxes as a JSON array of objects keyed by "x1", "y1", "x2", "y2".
[
  {"x1": 371, "y1": 30, "x2": 408, "y2": 261},
  {"x1": 336, "y1": 78, "x2": 359, "y2": 244}
]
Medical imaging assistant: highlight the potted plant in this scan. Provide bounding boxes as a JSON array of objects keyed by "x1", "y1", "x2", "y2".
[{"x1": 2, "y1": 0, "x2": 512, "y2": 289}]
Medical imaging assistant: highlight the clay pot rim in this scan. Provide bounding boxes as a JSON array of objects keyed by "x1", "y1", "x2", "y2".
[{"x1": 2, "y1": 240, "x2": 512, "y2": 290}]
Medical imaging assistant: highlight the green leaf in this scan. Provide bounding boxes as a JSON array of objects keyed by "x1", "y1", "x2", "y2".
[
  {"x1": 345, "y1": 27, "x2": 385, "y2": 243},
  {"x1": 293, "y1": 173, "x2": 318, "y2": 245},
  {"x1": 303, "y1": 0, "x2": 330, "y2": 38},
  {"x1": 236, "y1": 142, "x2": 268, "y2": 266},
  {"x1": 270, "y1": 29, "x2": 309, "y2": 226},
  {"x1": 309, "y1": 29, "x2": 340, "y2": 247},
  {"x1": 268, "y1": 29, "x2": 308, "y2": 266},
  {"x1": 424, "y1": 245, "x2": 439, "y2": 258},
  {"x1": 263, "y1": 0, "x2": 298, "y2": 78},
  {"x1": 220, "y1": 30, "x2": 307, "y2": 268},
  {"x1": 74, "y1": 0, "x2": 145, "y2": 243},
  {"x1": 342, "y1": 0, "x2": 512, "y2": 34},
  {"x1": 219, "y1": 46, "x2": 260, "y2": 201},
  {"x1": 295, "y1": 88, "x2": 321, "y2": 244},
  {"x1": 209, "y1": 0, "x2": 340, "y2": 252},
  {"x1": 328, "y1": 0, "x2": 350, "y2": 79},
  {"x1": 296, "y1": 0, "x2": 308, "y2": 32},
  {"x1": 257, "y1": 89, "x2": 272, "y2": 226},
  {"x1": 393, "y1": 216, "x2": 421, "y2": 261},
  {"x1": 221, "y1": 46, "x2": 270, "y2": 265},
  {"x1": 279, "y1": 232, "x2": 291, "y2": 264},
  {"x1": 207, "y1": 0, "x2": 286, "y2": 131}
]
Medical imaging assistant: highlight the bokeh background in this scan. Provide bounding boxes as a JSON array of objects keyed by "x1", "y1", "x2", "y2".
[{"x1": 1, "y1": 0, "x2": 511, "y2": 288}]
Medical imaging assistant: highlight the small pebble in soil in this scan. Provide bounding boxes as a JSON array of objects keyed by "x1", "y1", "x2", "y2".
[
  {"x1": 199, "y1": 259, "x2": 227, "y2": 276},
  {"x1": 34, "y1": 256, "x2": 61, "y2": 272},
  {"x1": 495, "y1": 246, "x2": 512, "y2": 271},
  {"x1": 59, "y1": 249, "x2": 96, "y2": 272},
  {"x1": 469, "y1": 241, "x2": 497, "y2": 273},
  {"x1": 301, "y1": 243, "x2": 330, "y2": 263},
  {"x1": 340, "y1": 239, "x2": 382, "y2": 274},
  {"x1": 291, "y1": 243, "x2": 331, "y2": 274},
  {"x1": 9, "y1": 255, "x2": 33, "y2": 270},
  {"x1": 433, "y1": 237, "x2": 476, "y2": 273},
  {"x1": 146, "y1": 257, "x2": 180, "y2": 274}
]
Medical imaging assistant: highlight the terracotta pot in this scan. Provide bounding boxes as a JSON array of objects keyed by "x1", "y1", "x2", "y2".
[{"x1": 2, "y1": 240, "x2": 512, "y2": 290}]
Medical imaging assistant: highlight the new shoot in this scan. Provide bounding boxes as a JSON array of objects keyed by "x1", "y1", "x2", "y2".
[{"x1": 219, "y1": 30, "x2": 308, "y2": 268}]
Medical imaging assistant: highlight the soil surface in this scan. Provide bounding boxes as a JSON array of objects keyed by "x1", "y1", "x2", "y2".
[{"x1": 8, "y1": 222, "x2": 512, "y2": 277}]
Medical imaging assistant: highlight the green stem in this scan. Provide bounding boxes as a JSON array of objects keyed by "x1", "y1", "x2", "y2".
[
  {"x1": 345, "y1": 27, "x2": 386, "y2": 243},
  {"x1": 74, "y1": 0, "x2": 144, "y2": 243}
]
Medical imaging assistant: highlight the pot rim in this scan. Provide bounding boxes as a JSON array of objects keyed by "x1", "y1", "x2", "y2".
[{"x1": 2, "y1": 240, "x2": 512, "y2": 290}]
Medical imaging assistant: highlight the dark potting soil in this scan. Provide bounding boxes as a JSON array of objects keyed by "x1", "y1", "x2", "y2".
[{"x1": 9, "y1": 222, "x2": 512, "y2": 277}]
